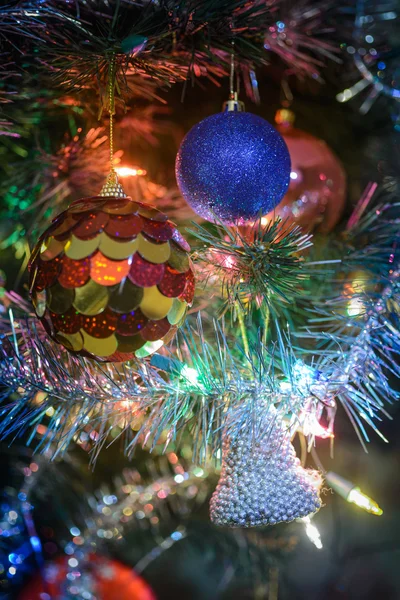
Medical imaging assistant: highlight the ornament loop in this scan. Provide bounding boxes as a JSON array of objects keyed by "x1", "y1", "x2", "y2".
[
  {"x1": 100, "y1": 53, "x2": 128, "y2": 198},
  {"x1": 224, "y1": 39, "x2": 244, "y2": 112},
  {"x1": 100, "y1": 171, "x2": 127, "y2": 198}
]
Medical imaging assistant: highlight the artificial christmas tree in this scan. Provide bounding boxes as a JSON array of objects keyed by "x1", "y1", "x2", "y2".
[{"x1": 0, "y1": 2, "x2": 399, "y2": 599}]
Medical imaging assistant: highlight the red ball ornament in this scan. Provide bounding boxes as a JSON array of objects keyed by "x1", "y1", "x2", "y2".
[
  {"x1": 266, "y1": 109, "x2": 347, "y2": 233},
  {"x1": 29, "y1": 186, "x2": 194, "y2": 362},
  {"x1": 17, "y1": 555, "x2": 156, "y2": 600}
]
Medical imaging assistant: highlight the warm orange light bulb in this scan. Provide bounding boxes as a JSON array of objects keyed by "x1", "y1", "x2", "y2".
[{"x1": 115, "y1": 166, "x2": 147, "y2": 177}]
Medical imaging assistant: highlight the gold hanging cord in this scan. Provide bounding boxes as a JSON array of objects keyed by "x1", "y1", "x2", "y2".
[{"x1": 100, "y1": 54, "x2": 126, "y2": 198}]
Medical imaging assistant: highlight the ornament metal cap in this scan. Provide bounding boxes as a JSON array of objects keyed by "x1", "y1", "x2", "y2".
[
  {"x1": 100, "y1": 170, "x2": 127, "y2": 198},
  {"x1": 275, "y1": 108, "x2": 296, "y2": 129},
  {"x1": 223, "y1": 91, "x2": 245, "y2": 113}
]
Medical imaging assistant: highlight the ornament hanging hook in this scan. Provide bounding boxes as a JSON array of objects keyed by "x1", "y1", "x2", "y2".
[
  {"x1": 229, "y1": 40, "x2": 235, "y2": 100},
  {"x1": 275, "y1": 71, "x2": 295, "y2": 128},
  {"x1": 100, "y1": 52, "x2": 127, "y2": 197},
  {"x1": 108, "y1": 52, "x2": 116, "y2": 174},
  {"x1": 224, "y1": 40, "x2": 244, "y2": 112}
]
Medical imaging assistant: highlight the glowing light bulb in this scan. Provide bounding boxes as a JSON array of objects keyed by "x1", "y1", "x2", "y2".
[
  {"x1": 301, "y1": 516, "x2": 323, "y2": 549},
  {"x1": 115, "y1": 166, "x2": 147, "y2": 177},
  {"x1": 180, "y1": 364, "x2": 200, "y2": 386},
  {"x1": 299, "y1": 411, "x2": 334, "y2": 439},
  {"x1": 347, "y1": 297, "x2": 365, "y2": 316},
  {"x1": 222, "y1": 254, "x2": 235, "y2": 269},
  {"x1": 326, "y1": 472, "x2": 383, "y2": 516},
  {"x1": 347, "y1": 487, "x2": 383, "y2": 516}
]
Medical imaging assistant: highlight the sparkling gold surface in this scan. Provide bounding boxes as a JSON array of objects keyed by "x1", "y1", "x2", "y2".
[
  {"x1": 40, "y1": 237, "x2": 66, "y2": 261},
  {"x1": 51, "y1": 215, "x2": 79, "y2": 238},
  {"x1": 73, "y1": 279, "x2": 109, "y2": 315},
  {"x1": 167, "y1": 298, "x2": 187, "y2": 325},
  {"x1": 32, "y1": 290, "x2": 47, "y2": 317},
  {"x1": 82, "y1": 330, "x2": 118, "y2": 357},
  {"x1": 140, "y1": 286, "x2": 173, "y2": 320},
  {"x1": 102, "y1": 199, "x2": 139, "y2": 215},
  {"x1": 115, "y1": 334, "x2": 144, "y2": 353},
  {"x1": 135, "y1": 339, "x2": 164, "y2": 358},
  {"x1": 108, "y1": 280, "x2": 143, "y2": 313},
  {"x1": 47, "y1": 283, "x2": 74, "y2": 314},
  {"x1": 56, "y1": 330, "x2": 84, "y2": 352},
  {"x1": 65, "y1": 235, "x2": 100, "y2": 260},
  {"x1": 168, "y1": 243, "x2": 190, "y2": 272},
  {"x1": 99, "y1": 233, "x2": 138, "y2": 259},
  {"x1": 29, "y1": 267, "x2": 39, "y2": 293},
  {"x1": 30, "y1": 194, "x2": 194, "y2": 362},
  {"x1": 136, "y1": 204, "x2": 167, "y2": 222},
  {"x1": 163, "y1": 325, "x2": 178, "y2": 344},
  {"x1": 137, "y1": 234, "x2": 171, "y2": 264}
]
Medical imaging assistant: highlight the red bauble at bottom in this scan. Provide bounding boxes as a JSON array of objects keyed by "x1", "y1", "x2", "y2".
[{"x1": 18, "y1": 555, "x2": 156, "y2": 600}]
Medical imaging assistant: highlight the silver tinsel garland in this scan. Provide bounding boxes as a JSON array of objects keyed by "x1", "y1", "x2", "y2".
[{"x1": 0, "y1": 193, "x2": 398, "y2": 530}]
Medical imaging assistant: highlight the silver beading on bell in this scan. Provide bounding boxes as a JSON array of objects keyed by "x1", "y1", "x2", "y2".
[{"x1": 210, "y1": 406, "x2": 322, "y2": 527}]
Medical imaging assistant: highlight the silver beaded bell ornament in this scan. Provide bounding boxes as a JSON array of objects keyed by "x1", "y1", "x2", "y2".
[{"x1": 210, "y1": 407, "x2": 322, "y2": 527}]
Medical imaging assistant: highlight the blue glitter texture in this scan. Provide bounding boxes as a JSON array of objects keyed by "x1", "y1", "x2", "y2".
[{"x1": 175, "y1": 110, "x2": 291, "y2": 224}]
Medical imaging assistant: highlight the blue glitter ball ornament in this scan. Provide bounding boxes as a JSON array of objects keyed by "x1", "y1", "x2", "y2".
[{"x1": 175, "y1": 109, "x2": 291, "y2": 224}]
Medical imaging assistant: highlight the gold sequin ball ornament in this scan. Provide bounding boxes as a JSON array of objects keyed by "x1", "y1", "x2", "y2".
[
  {"x1": 28, "y1": 174, "x2": 195, "y2": 362},
  {"x1": 29, "y1": 54, "x2": 194, "y2": 362}
]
